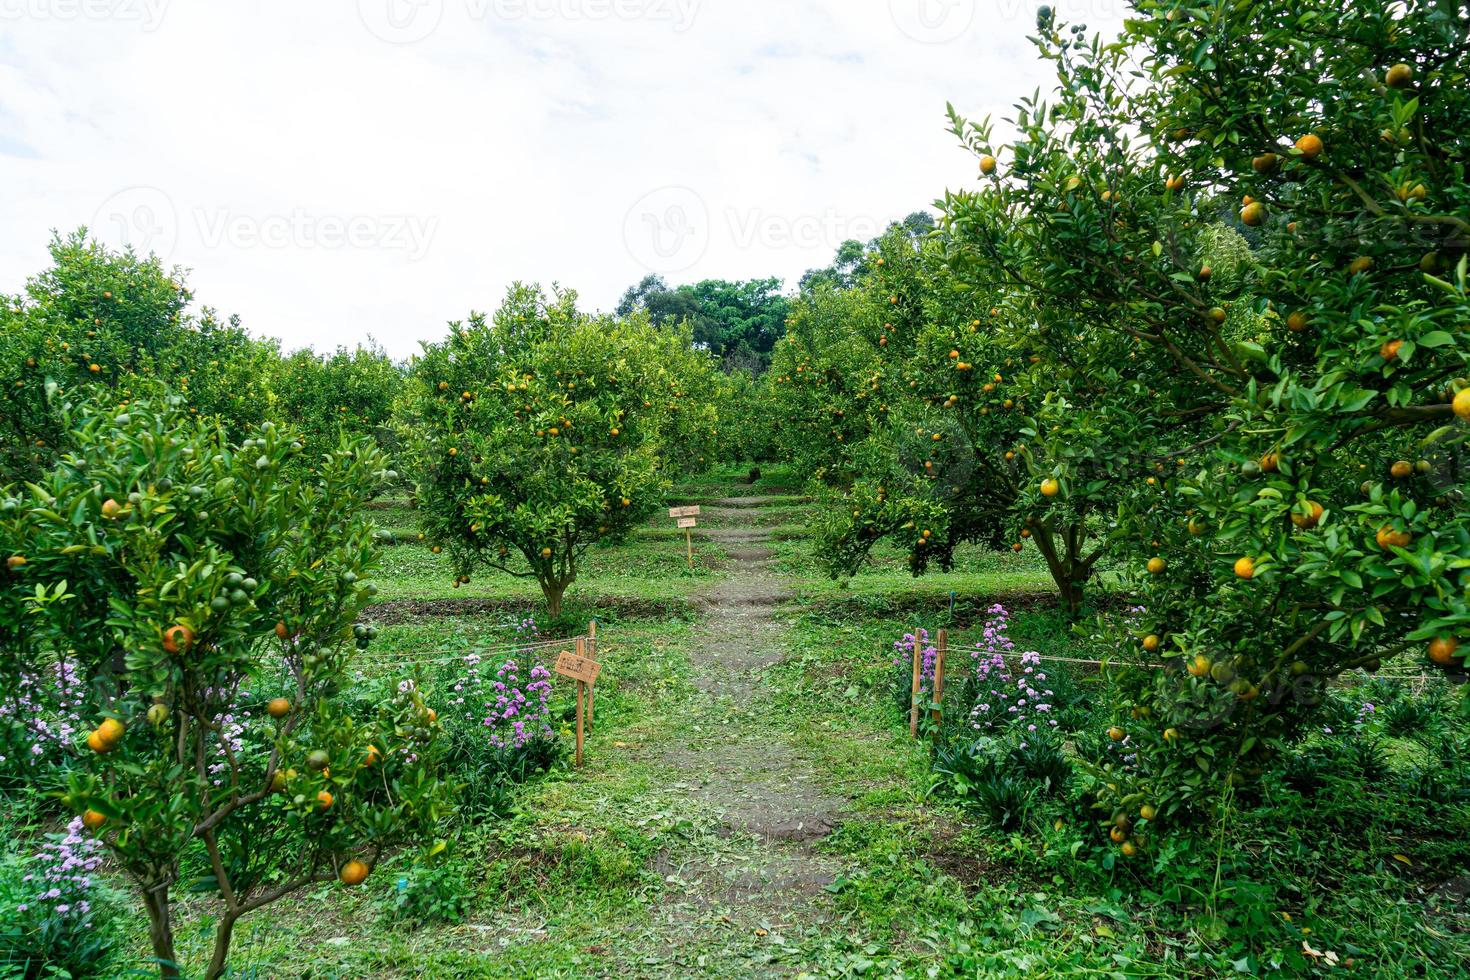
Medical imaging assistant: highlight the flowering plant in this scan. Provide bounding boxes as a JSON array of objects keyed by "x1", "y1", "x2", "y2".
[
  {"x1": 969, "y1": 605, "x2": 1057, "y2": 743},
  {"x1": 0, "y1": 659, "x2": 88, "y2": 782},
  {"x1": 0, "y1": 817, "x2": 123, "y2": 978}
]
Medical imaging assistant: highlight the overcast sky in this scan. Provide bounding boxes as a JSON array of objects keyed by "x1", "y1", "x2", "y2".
[{"x1": 0, "y1": 0, "x2": 1124, "y2": 358}]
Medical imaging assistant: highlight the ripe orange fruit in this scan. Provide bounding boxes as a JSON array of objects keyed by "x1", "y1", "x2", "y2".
[
  {"x1": 1252, "y1": 153, "x2": 1280, "y2": 174},
  {"x1": 1390, "y1": 459, "x2": 1413, "y2": 479},
  {"x1": 1385, "y1": 63, "x2": 1413, "y2": 88},
  {"x1": 1452, "y1": 388, "x2": 1470, "y2": 421},
  {"x1": 1107, "y1": 726, "x2": 1125, "y2": 742},
  {"x1": 101, "y1": 498, "x2": 123, "y2": 519},
  {"x1": 1291, "y1": 501, "x2": 1324, "y2": 529},
  {"x1": 274, "y1": 621, "x2": 290, "y2": 640},
  {"x1": 1260, "y1": 452, "x2": 1279, "y2": 473},
  {"x1": 1163, "y1": 727, "x2": 1179, "y2": 742},
  {"x1": 86, "y1": 729, "x2": 111, "y2": 753},
  {"x1": 1165, "y1": 174, "x2": 1184, "y2": 191},
  {"x1": 316, "y1": 790, "x2": 334, "y2": 810},
  {"x1": 363, "y1": 745, "x2": 382, "y2": 767},
  {"x1": 1142, "y1": 634, "x2": 1161, "y2": 653},
  {"x1": 979, "y1": 154, "x2": 997, "y2": 175},
  {"x1": 1040, "y1": 478, "x2": 1060, "y2": 498},
  {"x1": 267, "y1": 697, "x2": 291, "y2": 719},
  {"x1": 540, "y1": 547, "x2": 553, "y2": 558},
  {"x1": 162, "y1": 624, "x2": 195, "y2": 654},
  {"x1": 1187, "y1": 655, "x2": 1212, "y2": 678},
  {"x1": 426, "y1": 708, "x2": 438, "y2": 723},
  {"x1": 97, "y1": 718, "x2": 124, "y2": 744},
  {"x1": 1109, "y1": 826, "x2": 1127, "y2": 843},
  {"x1": 340, "y1": 859, "x2": 370, "y2": 886},
  {"x1": 1147, "y1": 557, "x2": 1166, "y2": 575},
  {"x1": 1294, "y1": 134, "x2": 1324, "y2": 159},
  {"x1": 82, "y1": 810, "x2": 106, "y2": 831},
  {"x1": 1376, "y1": 525, "x2": 1412, "y2": 550},
  {"x1": 5, "y1": 555, "x2": 25, "y2": 571},
  {"x1": 1140, "y1": 804, "x2": 1158, "y2": 822},
  {"x1": 1429, "y1": 636, "x2": 1459, "y2": 667},
  {"x1": 1120, "y1": 841, "x2": 1139, "y2": 858},
  {"x1": 1380, "y1": 340, "x2": 1402, "y2": 361},
  {"x1": 1348, "y1": 256, "x2": 1373, "y2": 275},
  {"x1": 1286, "y1": 311, "x2": 1309, "y2": 332},
  {"x1": 1234, "y1": 556, "x2": 1256, "y2": 579},
  {"x1": 1240, "y1": 201, "x2": 1265, "y2": 226},
  {"x1": 1012, "y1": 542, "x2": 1023, "y2": 552},
  {"x1": 88, "y1": 363, "x2": 101, "y2": 373}
]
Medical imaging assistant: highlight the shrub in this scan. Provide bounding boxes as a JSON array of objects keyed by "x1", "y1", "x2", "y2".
[{"x1": 378, "y1": 857, "x2": 472, "y2": 929}]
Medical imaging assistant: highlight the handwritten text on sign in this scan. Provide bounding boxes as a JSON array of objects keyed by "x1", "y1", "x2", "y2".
[
  {"x1": 555, "y1": 649, "x2": 601, "y2": 685},
  {"x1": 668, "y1": 505, "x2": 701, "y2": 519},
  {"x1": 677, "y1": 517, "x2": 697, "y2": 529}
]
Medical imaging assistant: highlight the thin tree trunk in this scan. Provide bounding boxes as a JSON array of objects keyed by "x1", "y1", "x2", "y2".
[
  {"x1": 141, "y1": 887, "x2": 181, "y2": 979},
  {"x1": 204, "y1": 913, "x2": 238, "y2": 980}
]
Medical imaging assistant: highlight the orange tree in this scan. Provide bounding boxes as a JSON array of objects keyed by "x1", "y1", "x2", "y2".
[
  {"x1": 1, "y1": 231, "x2": 278, "y2": 482},
  {"x1": 943, "y1": 0, "x2": 1470, "y2": 819},
  {"x1": 398, "y1": 284, "x2": 705, "y2": 617},
  {"x1": 0, "y1": 388, "x2": 449, "y2": 978},
  {"x1": 274, "y1": 342, "x2": 403, "y2": 460},
  {"x1": 779, "y1": 225, "x2": 1139, "y2": 614}
]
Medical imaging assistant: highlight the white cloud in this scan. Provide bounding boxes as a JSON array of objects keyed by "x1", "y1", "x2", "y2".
[{"x1": 0, "y1": 0, "x2": 1125, "y2": 358}]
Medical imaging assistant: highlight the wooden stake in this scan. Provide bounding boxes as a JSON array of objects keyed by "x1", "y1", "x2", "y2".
[
  {"x1": 574, "y1": 636, "x2": 586, "y2": 767},
  {"x1": 586, "y1": 621, "x2": 597, "y2": 728},
  {"x1": 932, "y1": 629, "x2": 947, "y2": 738},
  {"x1": 909, "y1": 638, "x2": 922, "y2": 738},
  {"x1": 685, "y1": 528, "x2": 694, "y2": 569}
]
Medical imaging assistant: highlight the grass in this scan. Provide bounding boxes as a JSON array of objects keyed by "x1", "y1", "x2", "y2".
[{"x1": 5, "y1": 464, "x2": 1470, "y2": 978}]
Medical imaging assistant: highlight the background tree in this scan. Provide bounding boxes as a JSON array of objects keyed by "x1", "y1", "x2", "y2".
[
  {"x1": 1, "y1": 231, "x2": 279, "y2": 482},
  {"x1": 400, "y1": 284, "x2": 696, "y2": 618},
  {"x1": 274, "y1": 343, "x2": 403, "y2": 459},
  {"x1": 616, "y1": 276, "x2": 790, "y2": 372}
]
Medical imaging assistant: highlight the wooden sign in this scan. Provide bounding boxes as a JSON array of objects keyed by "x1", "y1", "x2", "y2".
[
  {"x1": 668, "y1": 505, "x2": 701, "y2": 519},
  {"x1": 677, "y1": 517, "x2": 697, "y2": 529},
  {"x1": 555, "y1": 649, "x2": 601, "y2": 686}
]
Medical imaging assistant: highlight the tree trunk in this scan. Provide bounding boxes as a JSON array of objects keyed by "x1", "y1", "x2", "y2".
[
  {"x1": 1032, "y1": 522, "x2": 1088, "y2": 619},
  {"x1": 141, "y1": 887, "x2": 181, "y2": 979},
  {"x1": 204, "y1": 913, "x2": 238, "y2": 980},
  {"x1": 542, "y1": 579, "x2": 566, "y2": 619}
]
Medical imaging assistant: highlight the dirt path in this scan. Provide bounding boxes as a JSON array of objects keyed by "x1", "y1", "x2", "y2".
[{"x1": 642, "y1": 496, "x2": 850, "y2": 970}]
